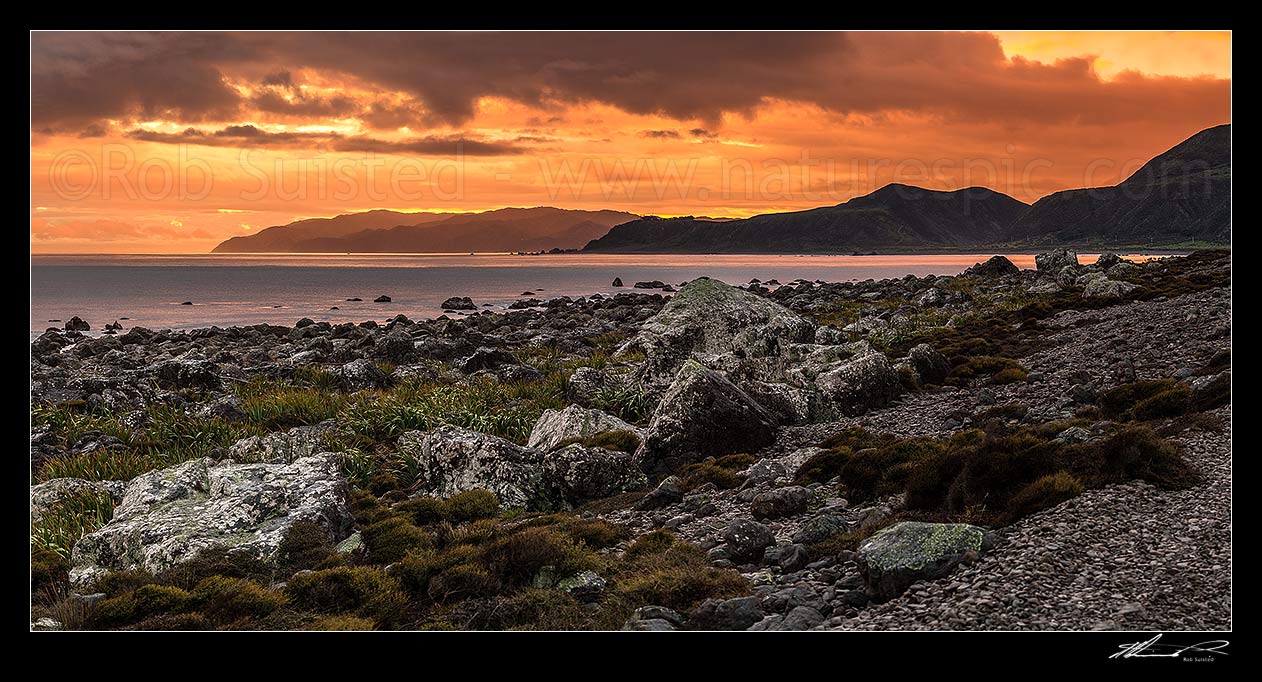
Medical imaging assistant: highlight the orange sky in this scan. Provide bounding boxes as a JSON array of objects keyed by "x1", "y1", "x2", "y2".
[{"x1": 30, "y1": 30, "x2": 1231, "y2": 253}]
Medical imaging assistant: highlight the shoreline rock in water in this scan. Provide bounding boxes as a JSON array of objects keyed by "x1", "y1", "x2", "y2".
[{"x1": 29, "y1": 250, "x2": 1231, "y2": 631}]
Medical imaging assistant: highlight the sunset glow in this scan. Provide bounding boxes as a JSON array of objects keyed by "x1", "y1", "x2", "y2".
[{"x1": 30, "y1": 30, "x2": 1232, "y2": 253}]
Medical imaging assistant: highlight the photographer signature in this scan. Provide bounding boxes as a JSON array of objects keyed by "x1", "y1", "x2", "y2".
[{"x1": 1111, "y1": 634, "x2": 1230, "y2": 660}]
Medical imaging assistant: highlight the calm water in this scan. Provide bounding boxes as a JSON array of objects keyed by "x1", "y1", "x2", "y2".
[{"x1": 30, "y1": 253, "x2": 1154, "y2": 338}]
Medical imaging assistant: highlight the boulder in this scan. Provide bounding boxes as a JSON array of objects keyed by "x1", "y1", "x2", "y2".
[
  {"x1": 1083, "y1": 278, "x2": 1139, "y2": 300},
  {"x1": 70, "y1": 454, "x2": 354, "y2": 586},
  {"x1": 611, "y1": 277, "x2": 624, "y2": 287},
  {"x1": 636, "y1": 361, "x2": 777, "y2": 476},
  {"x1": 626, "y1": 277, "x2": 816, "y2": 377},
  {"x1": 722, "y1": 518, "x2": 774, "y2": 563},
  {"x1": 373, "y1": 295, "x2": 391, "y2": 303},
  {"x1": 814, "y1": 350, "x2": 902, "y2": 416},
  {"x1": 687, "y1": 596, "x2": 763, "y2": 631},
  {"x1": 791, "y1": 513, "x2": 851, "y2": 546},
  {"x1": 399, "y1": 426, "x2": 643, "y2": 510},
  {"x1": 1035, "y1": 249, "x2": 1079, "y2": 272},
  {"x1": 632, "y1": 476, "x2": 684, "y2": 511},
  {"x1": 906, "y1": 343, "x2": 949, "y2": 386},
  {"x1": 151, "y1": 359, "x2": 222, "y2": 390},
  {"x1": 1094, "y1": 252, "x2": 1124, "y2": 269},
  {"x1": 64, "y1": 316, "x2": 91, "y2": 332},
  {"x1": 751, "y1": 486, "x2": 812, "y2": 520},
  {"x1": 458, "y1": 347, "x2": 517, "y2": 373},
  {"x1": 856, "y1": 521, "x2": 995, "y2": 601},
  {"x1": 227, "y1": 421, "x2": 336, "y2": 464},
  {"x1": 961, "y1": 256, "x2": 1019, "y2": 278},
  {"x1": 373, "y1": 331, "x2": 418, "y2": 363},
  {"x1": 548, "y1": 444, "x2": 649, "y2": 503},
  {"x1": 334, "y1": 358, "x2": 391, "y2": 391},
  {"x1": 527, "y1": 404, "x2": 641, "y2": 451},
  {"x1": 441, "y1": 296, "x2": 477, "y2": 310},
  {"x1": 623, "y1": 606, "x2": 683, "y2": 631}
]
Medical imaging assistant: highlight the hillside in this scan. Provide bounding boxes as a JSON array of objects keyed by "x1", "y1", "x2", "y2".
[
  {"x1": 583, "y1": 185, "x2": 1028, "y2": 253},
  {"x1": 213, "y1": 207, "x2": 638, "y2": 253},
  {"x1": 1003, "y1": 124, "x2": 1231, "y2": 246}
]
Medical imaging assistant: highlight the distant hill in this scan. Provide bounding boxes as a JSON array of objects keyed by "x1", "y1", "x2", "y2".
[
  {"x1": 1002, "y1": 124, "x2": 1231, "y2": 246},
  {"x1": 212, "y1": 207, "x2": 638, "y2": 253},
  {"x1": 583, "y1": 185, "x2": 1028, "y2": 253}
]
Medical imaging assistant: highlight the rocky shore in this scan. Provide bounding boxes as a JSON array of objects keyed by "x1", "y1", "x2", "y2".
[{"x1": 30, "y1": 249, "x2": 1231, "y2": 631}]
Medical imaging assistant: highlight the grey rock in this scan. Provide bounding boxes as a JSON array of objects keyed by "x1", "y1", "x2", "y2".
[
  {"x1": 441, "y1": 296, "x2": 476, "y2": 310},
  {"x1": 1084, "y1": 278, "x2": 1139, "y2": 300},
  {"x1": 961, "y1": 256, "x2": 1019, "y2": 278},
  {"x1": 458, "y1": 346, "x2": 516, "y2": 373},
  {"x1": 636, "y1": 361, "x2": 777, "y2": 476},
  {"x1": 228, "y1": 421, "x2": 336, "y2": 464},
  {"x1": 723, "y1": 518, "x2": 774, "y2": 563},
  {"x1": 633, "y1": 476, "x2": 684, "y2": 511},
  {"x1": 792, "y1": 513, "x2": 851, "y2": 545},
  {"x1": 626, "y1": 277, "x2": 815, "y2": 377},
  {"x1": 857, "y1": 521, "x2": 995, "y2": 601},
  {"x1": 779, "y1": 605, "x2": 825, "y2": 630},
  {"x1": 334, "y1": 358, "x2": 390, "y2": 391},
  {"x1": 64, "y1": 316, "x2": 90, "y2": 332},
  {"x1": 907, "y1": 343, "x2": 949, "y2": 385},
  {"x1": 70, "y1": 454, "x2": 354, "y2": 586},
  {"x1": 527, "y1": 404, "x2": 641, "y2": 451},
  {"x1": 751, "y1": 486, "x2": 812, "y2": 520},
  {"x1": 815, "y1": 349, "x2": 902, "y2": 416},
  {"x1": 688, "y1": 596, "x2": 764, "y2": 631},
  {"x1": 1035, "y1": 249, "x2": 1079, "y2": 273},
  {"x1": 557, "y1": 571, "x2": 607, "y2": 602}
]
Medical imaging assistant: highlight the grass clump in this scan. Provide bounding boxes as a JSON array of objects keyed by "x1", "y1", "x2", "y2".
[
  {"x1": 31, "y1": 488, "x2": 115, "y2": 562},
  {"x1": 1100, "y1": 379, "x2": 1193, "y2": 421},
  {"x1": 610, "y1": 542, "x2": 748, "y2": 614},
  {"x1": 304, "y1": 615, "x2": 377, "y2": 630},
  {"x1": 480, "y1": 527, "x2": 596, "y2": 587},
  {"x1": 677, "y1": 453, "x2": 754, "y2": 491},
  {"x1": 557, "y1": 429, "x2": 642, "y2": 454},
  {"x1": 92, "y1": 584, "x2": 192, "y2": 628}
]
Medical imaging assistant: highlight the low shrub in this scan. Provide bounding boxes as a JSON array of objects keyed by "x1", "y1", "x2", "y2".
[
  {"x1": 1099, "y1": 379, "x2": 1194, "y2": 421},
  {"x1": 1006, "y1": 471, "x2": 1084, "y2": 521},
  {"x1": 612, "y1": 543, "x2": 748, "y2": 613},
  {"x1": 191, "y1": 576, "x2": 286, "y2": 624},
  {"x1": 480, "y1": 527, "x2": 595, "y2": 586},
  {"x1": 677, "y1": 453, "x2": 754, "y2": 491},
  {"x1": 275, "y1": 520, "x2": 336, "y2": 575},
  {"x1": 31, "y1": 547, "x2": 68, "y2": 594},
  {"x1": 551, "y1": 517, "x2": 629, "y2": 549},
  {"x1": 463, "y1": 588, "x2": 588, "y2": 630},
  {"x1": 362, "y1": 517, "x2": 433, "y2": 564},
  {"x1": 157, "y1": 548, "x2": 273, "y2": 590},
  {"x1": 125, "y1": 613, "x2": 214, "y2": 631},
  {"x1": 624, "y1": 530, "x2": 675, "y2": 560},
  {"x1": 442, "y1": 489, "x2": 501, "y2": 523},
  {"x1": 284, "y1": 567, "x2": 407, "y2": 627},
  {"x1": 93, "y1": 584, "x2": 192, "y2": 627},
  {"x1": 427, "y1": 564, "x2": 501, "y2": 604}
]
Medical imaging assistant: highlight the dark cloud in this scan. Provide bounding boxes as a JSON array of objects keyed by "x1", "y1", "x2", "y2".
[
  {"x1": 78, "y1": 123, "x2": 108, "y2": 138},
  {"x1": 123, "y1": 125, "x2": 523, "y2": 156},
  {"x1": 32, "y1": 31, "x2": 1230, "y2": 132},
  {"x1": 689, "y1": 128, "x2": 718, "y2": 138},
  {"x1": 251, "y1": 90, "x2": 359, "y2": 117},
  {"x1": 640, "y1": 130, "x2": 681, "y2": 139},
  {"x1": 331, "y1": 136, "x2": 525, "y2": 156},
  {"x1": 261, "y1": 70, "x2": 294, "y2": 89}
]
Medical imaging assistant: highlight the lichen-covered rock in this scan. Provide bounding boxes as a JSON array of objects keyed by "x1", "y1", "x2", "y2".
[
  {"x1": 626, "y1": 277, "x2": 815, "y2": 376},
  {"x1": 1035, "y1": 249, "x2": 1079, "y2": 272},
  {"x1": 857, "y1": 521, "x2": 995, "y2": 601},
  {"x1": 557, "y1": 571, "x2": 607, "y2": 602},
  {"x1": 548, "y1": 444, "x2": 648, "y2": 503},
  {"x1": 400, "y1": 426, "x2": 553, "y2": 510},
  {"x1": 372, "y1": 330, "x2": 418, "y2": 363},
  {"x1": 527, "y1": 404, "x2": 641, "y2": 451},
  {"x1": 723, "y1": 518, "x2": 774, "y2": 563},
  {"x1": 334, "y1": 358, "x2": 390, "y2": 391},
  {"x1": 458, "y1": 346, "x2": 515, "y2": 373},
  {"x1": 1083, "y1": 277, "x2": 1139, "y2": 300},
  {"x1": 636, "y1": 361, "x2": 778, "y2": 476},
  {"x1": 791, "y1": 512, "x2": 851, "y2": 545},
  {"x1": 815, "y1": 349, "x2": 902, "y2": 416},
  {"x1": 31, "y1": 478, "x2": 126, "y2": 524},
  {"x1": 228, "y1": 421, "x2": 336, "y2": 464},
  {"x1": 740, "y1": 381, "x2": 818, "y2": 425},
  {"x1": 400, "y1": 426, "x2": 643, "y2": 510},
  {"x1": 441, "y1": 296, "x2": 477, "y2": 310},
  {"x1": 70, "y1": 454, "x2": 354, "y2": 586},
  {"x1": 906, "y1": 343, "x2": 949, "y2": 386}
]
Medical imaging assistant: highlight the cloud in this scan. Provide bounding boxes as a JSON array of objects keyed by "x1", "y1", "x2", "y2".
[
  {"x1": 330, "y1": 135, "x2": 526, "y2": 156},
  {"x1": 31, "y1": 31, "x2": 1230, "y2": 133},
  {"x1": 78, "y1": 123, "x2": 108, "y2": 138},
  {"x1": 122, "y1": 125, "x2": 525, "y2": 156},
  {"x1": 31, "y1": 217, "x2": 205, "y2": 242},
  {"x1": 640, "y1": 130, "x2": 681, "y2": 139},
  {"x1": 689, "y1": 128, "x2": 718, "y2": 138},
  {"x1": 250, "y1": 90, "x2": 360, "y2": 117}
]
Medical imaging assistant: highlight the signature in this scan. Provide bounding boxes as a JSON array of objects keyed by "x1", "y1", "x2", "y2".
[{"x1": 1111, "y1": 634, "x2": 1230, "y2": 660}]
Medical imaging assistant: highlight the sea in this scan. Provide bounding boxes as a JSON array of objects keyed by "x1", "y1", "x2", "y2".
[{"x1": 30, "y1": 252, "x2": 1161, "y2": 338}]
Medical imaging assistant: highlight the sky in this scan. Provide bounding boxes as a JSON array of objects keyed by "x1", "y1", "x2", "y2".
[{"x1": 30, "y1": 30, "x2": 1231, "y2": 253}]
